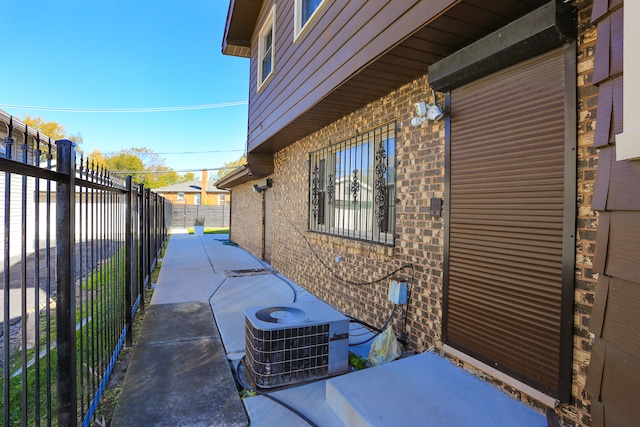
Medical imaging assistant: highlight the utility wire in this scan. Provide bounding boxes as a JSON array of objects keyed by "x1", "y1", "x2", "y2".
[
  {"x1": 349, "y1": 305, "x2": 397, "y2": 346},
  {"x1": 271, "y1": 187, "x2": 413, "y2": 286},
  {"x1": 0, "y1": 101, "x2": 248, "y2": 113},
  {"x1": 100, "y1": 149, "x2": 245, "y2": 155},
  {"x1": 108, "y1": 166, "x2": 235, "y2": 174}
]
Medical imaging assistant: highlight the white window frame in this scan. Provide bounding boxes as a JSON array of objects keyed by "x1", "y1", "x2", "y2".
[
  {"x1": 257, "y1": 5, "x2": 276, "y2": 91},
  {"x1": 218, "y1": 194, "x2": 227, "y2": 206},
  {"x1": 294, "y1": 0, "x2": 327, "y2": 41},
  {"x1": 194, "y1": 194, "x2": 201, "y2": 205},
  {"x1": 177, "y1": 192, "x2": 184, "y2": 202}
]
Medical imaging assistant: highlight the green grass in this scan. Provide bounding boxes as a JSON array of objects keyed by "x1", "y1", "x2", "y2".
[
  {"x1": 187, "y1": 227, "x2": 229, "y2": 235},
  {"x1": 349, "y1": 352, "x2": 370, "y2": 371},
  {"x1": 1, "y1": 244, "x2": 129, "y2": 426},
  {"x1": 1, "y1": 347, "x2": 58, "y2": 426}
]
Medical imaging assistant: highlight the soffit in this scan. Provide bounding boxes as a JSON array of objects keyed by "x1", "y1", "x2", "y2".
[
  {"x1": 222, "y1": 0, "x2": 263, "y2": 57},
  {"x1": 252, "y1": 0, "x2": 552, "y2": 154},
  {"x1": 214, "y1": 152, "x2": 273, "y2": 189}
]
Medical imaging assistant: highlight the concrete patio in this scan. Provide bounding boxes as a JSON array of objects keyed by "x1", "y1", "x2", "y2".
[{"x1": 111, "y1": 229, "x2": 548, "y2": 426}]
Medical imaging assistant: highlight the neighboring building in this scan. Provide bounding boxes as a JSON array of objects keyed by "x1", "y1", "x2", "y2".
[
  {"x1": 154, "y1": 170, "x2": 229, "y2": 205},
  {"x1": 0, "y1": 111, "x2": 47, "y2": 264},
  {"x1": 217, "y1": 1, "x2": 637, "y2": 426}
]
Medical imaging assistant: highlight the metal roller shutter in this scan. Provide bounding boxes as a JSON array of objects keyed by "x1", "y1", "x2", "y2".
[{"x1": 446, "y1": 48, "x2": 567, "y2": 396}]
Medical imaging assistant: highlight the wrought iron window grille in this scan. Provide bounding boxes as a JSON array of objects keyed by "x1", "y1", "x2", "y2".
[{"x1": 308, "y1": 121, "x2": 396, "y2": 245}]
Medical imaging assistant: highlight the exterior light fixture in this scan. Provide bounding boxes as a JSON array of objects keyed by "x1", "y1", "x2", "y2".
[
  {"x1": 411, "y1": 89, "x2": 444, "y2": 126},
  {"x1": 253, "y1": 178, "x2": 273, "y2": 193}
]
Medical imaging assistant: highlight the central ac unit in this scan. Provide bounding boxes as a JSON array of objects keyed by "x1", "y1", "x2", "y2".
[{"x1": 245, "y1": 302, "x2": 349, "y2": 388}]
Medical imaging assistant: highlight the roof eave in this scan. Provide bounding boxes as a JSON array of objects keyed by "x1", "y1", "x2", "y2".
[
  {"x1": 215, "y1": 152, "x2": 274, "y2": 189},
  {"x1": 221, "y1": 0, "x2": 260, "y2": 58},
  {"x1": 215, "y1": 164, "x2": 253, "y2": 189}
]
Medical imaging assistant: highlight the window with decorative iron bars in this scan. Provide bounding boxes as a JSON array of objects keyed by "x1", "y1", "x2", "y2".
[{"x1": 308, "y1": 121, "x2": 396, "y2": 245}]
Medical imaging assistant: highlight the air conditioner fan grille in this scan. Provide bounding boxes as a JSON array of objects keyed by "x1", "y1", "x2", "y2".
[{"x1": 245, "y1": 318, "x2": 330, "y2": 388}]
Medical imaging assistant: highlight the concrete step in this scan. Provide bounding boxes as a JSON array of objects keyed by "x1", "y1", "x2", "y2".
[{"x1": 325, "y1": 352, "x2": 547, "y2": 427}]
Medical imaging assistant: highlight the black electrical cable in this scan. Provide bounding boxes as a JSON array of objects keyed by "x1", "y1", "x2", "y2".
[
  {"x1": 271, "y1": 188, "x2": 414, "y2": 286},
  {"x1": 349, "y1": 305, "x2": 397, "y2": 346},
  {"x1": 400, "y1": 264, "x2": 416, "y2": 335},
  {"x1": 235, "y1": 356, "x2": 319, "y2": 427},
  {"x1": 347, "y1": 316, "x2": 383, "y2": 334},
  {"x1": 348, "y1": 328, "x2": 372, "y2": 337}
]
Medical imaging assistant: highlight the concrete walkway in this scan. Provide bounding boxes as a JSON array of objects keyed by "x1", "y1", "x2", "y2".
[
  {"x1": 111, "y1": 230, "x2": 548, "y2": 427},
  {"x1": 110, "y1": 231, "x2": 248, "y2": 427}
]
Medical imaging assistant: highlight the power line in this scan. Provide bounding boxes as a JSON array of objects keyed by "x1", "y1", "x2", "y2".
[
  {"x1": 0, "y1": 101, "x2": 248, "y2": 113},
  {"x1": 108, "y1": 166, "x2": 237, "y2": 174},
  {"x1": 100, "y1": 149, "x2": 245, "y2": 155}
]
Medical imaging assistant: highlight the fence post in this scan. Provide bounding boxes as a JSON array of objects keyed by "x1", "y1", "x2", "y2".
[
  {"x1": 145, "y1": 188, "x2": 151, "y2": 287},
  {"x1": 3, "y1": 118, "x2": 14, "y2": 427},
  {"x1": 152, "y1": 192, "x2": 158, "y2": 258},
  {"x1": 125, "y1": 176, "x2": 133, "y2": 347},
  {"x1": 138, "y1": 183, "x2": 145, "y2": 311},
  {"x1": 56, "y1": 139, "x2": 77, "y2": 426}
]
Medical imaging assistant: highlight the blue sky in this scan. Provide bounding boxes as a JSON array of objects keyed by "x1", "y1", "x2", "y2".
[{"x1": 1, "y1": 0, "x2": 249, "y2": 177}]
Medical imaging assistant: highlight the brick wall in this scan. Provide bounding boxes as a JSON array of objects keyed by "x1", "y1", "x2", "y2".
[
  {"x1": 228, "y1": 183, "x2": 264, "y2": 258},
  {"x1": 228, "y1": 1, "x2": 597, "y2": 424},
  {"x1": 567, "y1": 1, "x2": 598, "y2": 425},
  {"x1": 265, "y1": 76, "x2": 443, "y2": 353}
]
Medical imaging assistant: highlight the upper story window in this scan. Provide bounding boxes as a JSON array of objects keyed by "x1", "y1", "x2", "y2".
[
  {"x1": 308, "y1": 121, "x2": 396, "y2": 245},
  {"x1": 194, "y1": 194, "x2": 201, "y2": 205},
  {"x1": 258, "y1": 5, "x2": 276, "y2": 90},
  {"x1": 177, "y1": 192, "x2": 184, "y2": 202},
  {"x1": 295, "y1": 0, "x2": 326, "y2": 40},
  {"x1": 218, "y1": 194, "x2": 227, "y2": 206}
]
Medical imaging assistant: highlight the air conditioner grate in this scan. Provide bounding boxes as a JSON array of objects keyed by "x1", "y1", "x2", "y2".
[
  {"x1": 244, "y1": 303, "x2": 349, "y2": 388},
  {"x1": 245, "y1": 318, "x2": 331, "y2": 388}
]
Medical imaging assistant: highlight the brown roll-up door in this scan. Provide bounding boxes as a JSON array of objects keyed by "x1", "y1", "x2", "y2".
[{"x1": 446, "y1": 48, "x2": 568, "y2": 396}]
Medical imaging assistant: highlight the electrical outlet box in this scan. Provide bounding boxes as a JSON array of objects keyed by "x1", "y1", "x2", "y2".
[
  {"x1": 388, "y1": 278, "x2": 408, "y2": 305},
  {"x1": 430, "y1": 197, "x2": 443, "y2": 217}
]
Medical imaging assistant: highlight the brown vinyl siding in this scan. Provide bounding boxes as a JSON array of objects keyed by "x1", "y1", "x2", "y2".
[
  {"x1": 587, "y1": 1, "x2": 640, "y2": 426},
  {"x1": 592, "y1": 145, "x2": 640, "y2": 211},
  {"x1": 228, "y1": 1, "x2": 553, "y2": 156},
  {"x1": 592, "y1": 77, "x2": 623, "y2": 148},
  {"x1": 591, "y1": 7, "x2": 623, "y2": 84},
  {"x1": 446, "y1": 49, "x2": 571, "y2": 397},
  {"x1": 247, "y1": 0, "x2": 458, "y2": 152}
]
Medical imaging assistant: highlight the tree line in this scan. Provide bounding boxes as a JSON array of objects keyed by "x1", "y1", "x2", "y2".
[{"x1": 23, "y1": 116, "x2": 245, "y2": 189}]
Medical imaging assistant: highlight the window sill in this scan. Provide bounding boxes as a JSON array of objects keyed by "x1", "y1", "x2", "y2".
[
  {"x1": 257, "y1": 71, "x2": 274, "y2": 94},
  {"x1": 306, "y1": 230, "x2": 395, "y2": 257}
]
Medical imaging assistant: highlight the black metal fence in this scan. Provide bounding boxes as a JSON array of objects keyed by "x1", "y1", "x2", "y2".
[
  {"x1": 171, "y1": 204, "x2": 230, "y2": 229},
  {"x1": 0, "y1": 115, "x2": 171, "y2": 426}
]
